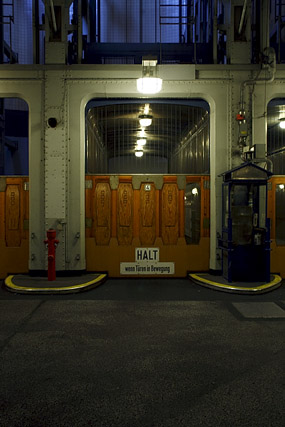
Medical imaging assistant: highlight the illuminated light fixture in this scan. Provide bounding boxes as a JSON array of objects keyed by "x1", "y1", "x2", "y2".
[
  {"x1": 139, "y1": 129, "x2": 146, "y2": 137},
  {"x1": 280, "y1": 118, "x2": 285, "y2": 129},
  {"x1": 137, "y1": 139, "x2": 146, "y2": 146},
  {"x1": 192, "y1": 188, "x2": 198, "y2": 195},
  {"x1": 137, "y1": 77, "x2": 162, "y2": 94},
  {"x1": 137, "y1": 57, "x2": 162, "y2": 94},
  {"x1": 279, "y1": 184, "x2": 285, "y2": 190},
  {"x1": 144, "y1": 104, "x2": 150, "y2": 114},
  {"x1": 135, "y1": 149, "x2": 144, "y2": 157},
  {"x1": 139, "y1": 114, "x2": 152, "y2": 127}
]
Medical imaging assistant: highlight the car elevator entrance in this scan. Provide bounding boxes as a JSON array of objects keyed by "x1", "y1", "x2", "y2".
[
  {"x1": 85, "y1": 99, "x2": 210, "y2": 277},
  {"x1": 85, "y1": 174, "x2": 210, "y2": 277}
]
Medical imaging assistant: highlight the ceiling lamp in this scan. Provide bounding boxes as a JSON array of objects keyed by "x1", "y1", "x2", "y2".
[
  {"x1": 137, "y1": 77, "x2": 162, "y2": 94},
  {"x1": 139, "y1": 114, "x2": 152, "y2": 127},
  {"x1": 137, "y1": 57, "x2": 162, "y2": 95},
  {"x1": 137, "y1": 139, "x2": 146, "y2": 146},
  {"x1": 280, "y1": 118, "x2": 285, "y2": 129},
  {"x1": 135, "y1": 149, "x2": 144, "y2": 157}
]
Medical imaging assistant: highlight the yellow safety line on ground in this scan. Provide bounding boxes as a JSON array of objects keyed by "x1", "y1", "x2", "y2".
[
  {"x1": 189, "y1": 273, "x2": 282, "y2": 292},
  {"x1": 4, "y1": 274, "x2": 107, "y2": 293}
]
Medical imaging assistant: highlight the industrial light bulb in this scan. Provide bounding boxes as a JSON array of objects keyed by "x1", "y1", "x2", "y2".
[
  {"x1": 137, "y1": 139, "x2": 146, "y2": 146},
  {"x1": 135, "y1": 150, "x2": 143, "y2": 157},
  {"x1": 280, "y1": 119, "x2": 285, "y2": 129},
  {"x1": 139, "y1": 114, "x2": 152, "y2": 127},
  {"x1": 137, "y1": 77, "x2": 162, "y2": 94}
]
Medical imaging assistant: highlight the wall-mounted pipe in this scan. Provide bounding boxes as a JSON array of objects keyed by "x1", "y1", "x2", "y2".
[
  {"x1": 239, "y1": 47, "x2": 276, "y2": 169},
  {"x1": 240, "y1": 47, "x2": 276, "y2": 111}
]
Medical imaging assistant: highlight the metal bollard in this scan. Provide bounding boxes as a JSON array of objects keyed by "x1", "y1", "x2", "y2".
[{"x1": 44, "y1": 229, "x2": 59, "y2": 281}]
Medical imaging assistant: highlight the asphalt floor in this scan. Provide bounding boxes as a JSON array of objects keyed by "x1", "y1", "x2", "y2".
[{"x1": 0, "y1": 277, "x2": 284, "y2": 427}]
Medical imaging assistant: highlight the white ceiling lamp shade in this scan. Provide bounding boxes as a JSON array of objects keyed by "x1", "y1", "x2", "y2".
[
  {"x1": 279, "y1": 118, "x2": 285, "y2": 129},
  {"x1": 137, "y1": 140, "x2": 146, "y2": 146},
  {"x1": 137, "y1": 77, "x2": 162, "y2": 94},
  {"x1": 135, "y1": 149, "x2": 144, "y2": 157},
  {"x1": 139, "y1": 114, "x2": 152, "y2": 127},
  {"x1": 137, "y1": 56, "x2": 162, "y2": 95}
]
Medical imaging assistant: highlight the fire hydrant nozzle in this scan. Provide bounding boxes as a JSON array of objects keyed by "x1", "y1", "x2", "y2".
[{"x1": 44, "y1": 229, "x2": 59, "y2": 281}]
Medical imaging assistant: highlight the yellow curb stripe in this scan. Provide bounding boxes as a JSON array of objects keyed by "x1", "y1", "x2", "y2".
[
  {"x1": 4, "y1": 274, "x2": 107, "y2": 293},
  {"x1": 189, "y1": 273, "x2": 282, "y2": 292}
]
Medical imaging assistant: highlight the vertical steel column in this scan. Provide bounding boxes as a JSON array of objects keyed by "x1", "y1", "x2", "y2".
[
  {"x1": 32, "y1": 0, "x2": 40, "y2": 64},
  {"x1": 140, "y1": 0, "x2": 142, "y2": 43},
  {"x1": 179, "y1": 0, "x2": 182, "y2": 43},
  {"x1": 260, "y1": 0, "x2": 270, "y2": 52},
  {"x1": 203, "y1": 0, "x2": 207, "y2": 43},
  {"x1": 43, "y1": 70, "x2": 68, "y2": 271},
  {"x1": 213, "y1": 0, "x2": 217, "y2": 63},
  {"x1": 0, "y1": 0, "x2": 3, "y2": 63},
  {"x1": 278, "y1": 0, "x2": 282, "y2": 63},
  {"x1": 186, "y1": 0, "x2": 192, "y2": 44},
  {"x1": 89, "y1": 0, "x2": 96, "y2": 43},
  {"x1": 77, "y1": 0, "x2": 82, "y2": 63},
  {"x1": 97, "y1": 0, "x2": 100, "y2": 43},
  {"x1": 72, "y1": 0, "x2": 82, "y2": 64}
]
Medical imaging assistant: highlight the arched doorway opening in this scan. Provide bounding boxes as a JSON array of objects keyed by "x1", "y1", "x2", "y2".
[
  {"x1": 0, "y1": 97, "x2": 29, "y2": 278},
  {"x1": 84, "y1": 99, "x2": 210, "y2": 277},
  {"x1": 267, "y1": 98, "x2": 285, "y2": 277}
]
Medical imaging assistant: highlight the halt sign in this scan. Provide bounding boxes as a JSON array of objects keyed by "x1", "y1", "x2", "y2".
[
  {"x1": 135, "y1": 248, "x2": 159, "y2": 262},
  {"x1": 120, "y1": 248, "x2": 175, "y2": 275}
]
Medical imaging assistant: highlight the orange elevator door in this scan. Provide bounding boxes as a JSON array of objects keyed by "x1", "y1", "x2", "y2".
[{"x1": 85, "y1": 175, "x2": 210, "y2": 277}]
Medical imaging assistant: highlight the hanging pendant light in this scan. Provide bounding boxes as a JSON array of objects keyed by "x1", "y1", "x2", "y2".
[
  {"x1": 137, "y1": 139, "x2": 146, "y2": 146},
  {"x1": 279, "y1": 118, "x2": 285, "y2": 129},
  {"x1": 137, "y1": 57, "x2": 162, "y2": 95},
  {"x1": 135, "y1": 149, "x2": 144, "y2": 157},
  {"x1": 138, "y1": 114, "x2": 152, "y2": 127}
]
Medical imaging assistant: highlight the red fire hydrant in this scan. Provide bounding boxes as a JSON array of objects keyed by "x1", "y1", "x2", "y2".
[{"x1": 44, "y1": 229, "x2": 59, "y2": 281}]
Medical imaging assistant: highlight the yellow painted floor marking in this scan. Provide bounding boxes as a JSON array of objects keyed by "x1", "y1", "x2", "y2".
[
  {"x1": 4, "y1": 274, "x2": 107, "y2": 293},
  {"x1": 189, "y1": 273, "x2": 282, "y2": 292}
]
